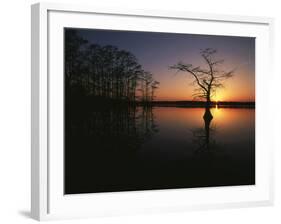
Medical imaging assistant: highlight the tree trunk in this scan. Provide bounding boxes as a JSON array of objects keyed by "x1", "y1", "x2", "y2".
[
  {"x1": 206, "y1": 93, "x2": 211, "y2": 108},
  {"x1": 204, "y1": 92, "x2": 213, "y2": 120}
]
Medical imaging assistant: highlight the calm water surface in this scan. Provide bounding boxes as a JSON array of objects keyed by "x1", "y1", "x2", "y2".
[{"x1": 65, "y1": 107, "x2": 255, "y2": 194}]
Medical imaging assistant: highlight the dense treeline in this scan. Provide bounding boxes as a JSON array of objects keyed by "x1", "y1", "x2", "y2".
[{"x1": 65, "y1": 29, "x2": 159, "y2": 104}]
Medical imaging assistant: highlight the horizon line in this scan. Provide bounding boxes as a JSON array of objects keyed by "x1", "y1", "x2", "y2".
[{"x1": 149, "y1": 100, "x2": 255, "y2": 103}]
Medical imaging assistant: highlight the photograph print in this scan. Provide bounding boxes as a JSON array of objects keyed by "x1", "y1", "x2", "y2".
[{"x1": 64, "y1": 28, "x2": 255, "y2": 194}]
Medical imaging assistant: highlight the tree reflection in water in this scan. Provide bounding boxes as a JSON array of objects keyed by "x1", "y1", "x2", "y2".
[
  {"x1": 67, "y1": 105, "x2": 158, "y2": 152},
  {"x1": 65, "y1": 104, "x2": 159, "y2": 193},
  {"x1": 191, "y1": 108, "x2": 218, "y2": 154}
]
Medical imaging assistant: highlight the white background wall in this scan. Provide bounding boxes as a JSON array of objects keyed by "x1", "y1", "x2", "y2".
[{"x1": 0, "y1": 0, "x2": 280, "y2": 223}]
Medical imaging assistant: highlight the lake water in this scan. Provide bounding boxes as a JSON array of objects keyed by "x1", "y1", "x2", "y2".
[{"x1": 65, "y1": 106, "x2": 255, "y2": 194}]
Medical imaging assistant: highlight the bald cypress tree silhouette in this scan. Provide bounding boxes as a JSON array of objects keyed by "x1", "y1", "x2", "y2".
[{"x1": 170, "y1": 48, "x2": 235, "y2": 117}]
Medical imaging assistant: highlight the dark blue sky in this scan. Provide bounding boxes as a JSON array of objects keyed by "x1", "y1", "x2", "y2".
[{"x1": 75, "y1": 28, "x2": 255, "y2": 101}]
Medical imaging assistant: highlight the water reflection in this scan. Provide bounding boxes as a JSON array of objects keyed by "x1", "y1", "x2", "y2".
[
  {"x1": 192, "y1": 108, "x2": 215, "y2": 153},
  {"x1": 66, "y1": 105, "x2": 158, "y2": 154},
  {"x1": 65, "y1": 106, "x2": 255, "y2": 194}
]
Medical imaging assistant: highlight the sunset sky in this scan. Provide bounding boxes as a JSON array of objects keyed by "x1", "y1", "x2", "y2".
[{"x1": 77, "y1": 29, "x2": 255, "y2": 102}]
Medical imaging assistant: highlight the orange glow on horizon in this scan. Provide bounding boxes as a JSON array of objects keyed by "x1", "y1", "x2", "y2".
[
  {"x1": 153, "y1": 71, "x2": 255, "y2": 102},
  {"x1": 149, "y1": 58, "x2": 255, "y2": 102}
]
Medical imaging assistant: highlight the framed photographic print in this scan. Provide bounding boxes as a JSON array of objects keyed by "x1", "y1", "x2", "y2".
[{"x1": 31, "y1": 2, "x2": 274, "y2": 221}]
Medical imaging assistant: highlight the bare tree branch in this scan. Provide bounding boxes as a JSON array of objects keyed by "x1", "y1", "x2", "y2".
[{"x1": 170, "y1": 48, "x2": 235, "y2": 105}]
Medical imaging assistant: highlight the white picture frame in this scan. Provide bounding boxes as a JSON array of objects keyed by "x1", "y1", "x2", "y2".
[{"x1": 31, "y1": 2, "x2": 274, "y2": 221}]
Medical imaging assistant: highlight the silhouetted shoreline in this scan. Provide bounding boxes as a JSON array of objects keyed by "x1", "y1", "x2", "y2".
[
  {"x1": 67, "y1": 96, "x2": 255, "y2": 110},
  {"x1": 137, "y1": 100, "x2": 255, "y2": 108}
]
